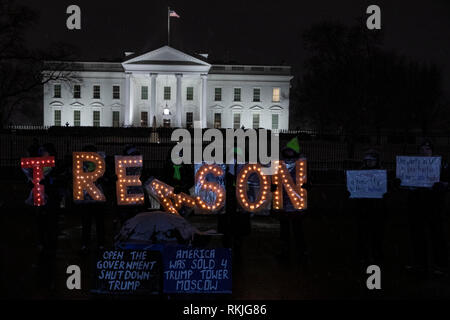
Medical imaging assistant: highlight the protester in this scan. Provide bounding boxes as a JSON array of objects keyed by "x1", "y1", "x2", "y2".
[
  {"x1": 115, "y1": 144, "x2": 150, "y2": 225},
  {"x1": 217, "y1": 147, "x2": 251, "y2": 262},
  {"x1": 403, "y1": 140, "x2": 449, "y2": 276},
  {"x1": 30, "y1": 143, "x2": 61, "y2": 291},
  {"x1": 275, "y1": 136, "x2": 310, "y2": 263},
  {"x1": 162, "y1": 148, "x2": 195, "y2": 216},
  {"x1": 78, "y1": 144, "x2": 106, "y2": 253},
  {"x1": 349, "y1": 148, "x2": 387, "y2": 267}
]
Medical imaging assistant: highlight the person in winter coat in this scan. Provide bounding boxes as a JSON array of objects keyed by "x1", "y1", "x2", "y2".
[{"x1": 403, "y1": 140, "x2": 449, "y2": 276}]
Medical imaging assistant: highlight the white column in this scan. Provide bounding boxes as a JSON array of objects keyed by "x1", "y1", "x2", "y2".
[
  {"x1": 201, "y1": 74, "x2": 208, "y2": 128},
  {"x1": 175, "y1": 73, "x2": 183, "y2": 127},
  {"x1": 124, "y1": 73, "x2": 131, "y2": 126},
  {"x1": 150, "y1": 73, "x2": 157, "y2": 127}
]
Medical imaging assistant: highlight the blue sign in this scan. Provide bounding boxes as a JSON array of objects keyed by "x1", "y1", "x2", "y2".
[{"x1": 163, "y1": 245, "x2": 232, "y2": 294}]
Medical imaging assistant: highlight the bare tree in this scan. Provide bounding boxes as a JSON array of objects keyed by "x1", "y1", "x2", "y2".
[{"x1": 0, "y1": 0, "x2": 77, "y2": 126}]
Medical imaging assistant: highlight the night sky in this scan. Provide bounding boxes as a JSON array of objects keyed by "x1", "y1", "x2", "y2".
[{"x1": 16, "y1": 0, "x2": 450, "y2": 87}]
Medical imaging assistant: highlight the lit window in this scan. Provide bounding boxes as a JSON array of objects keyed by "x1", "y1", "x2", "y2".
[
  {"x1": 186, "y1": 87, "x2": 194, "y2": 101},
  {"x1": 272, "y1": 114, "x2": 279, "y2": 130},
  {"x1": 141, "y1": 86, "x2": 148, "y2": 100},
  {"x1": 233, "y1": 113, "x2": 241, "y2": 129},
  {"x1": 214, "y1": 113, "x2": 221, "y2": 128},
  {"x1": 234, "y1": 88, "x2": 241, "y2": 102},
  {"x1": 93, "y1": 85, "x2": 101, "y2": 99},
  {"x1": 214, "y1": 88, "x2": 222, "y2": 101},
  {"x1": 141, "y1": 111, "x2": 148, "y2": 127},
  {"x1": 93, "y1": 110, "x2": 100, "y2": 127},
  {"x1": 252, "y1": 114, "x2": 260, "y2": 129},
  {"x1": 74, "y1": 110, "x2": 80, "y2": 127},
  {"x1": 164, "y1": 87, "x2": 171, "y2": 100},
  {"x1": 54, "y1": 110, "x2": 61, "y2": 126},
  {"x1": 112, "y1": 111, "x2": 120, "y2": 127},
  {"x1": 272, "y1": 88, "x2": 280, "y2": 102},
  {"x1": 113, "y1": 86, "x2": 120, "y2": 99},
  {"x1": 73, "y1": 85, "x2": 81, "y2": 99},
  {"x1": 253, "y1": 88, "x2": 260, "y2": 102},
  {"x1": 163, "y1": 119, "x2": 171, "y2": 128},
  {"x1": 54, "y1": 85, "x2": 61, "y2": 98}
]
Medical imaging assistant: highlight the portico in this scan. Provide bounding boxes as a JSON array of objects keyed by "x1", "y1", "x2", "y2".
[{"x1": 121, "y1": 46, "x2": 211, "y2": 128}]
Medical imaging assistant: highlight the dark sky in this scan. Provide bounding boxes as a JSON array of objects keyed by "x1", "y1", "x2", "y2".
[{"x1": 17, "y1": 0, "x2": 450, "y2": 87}]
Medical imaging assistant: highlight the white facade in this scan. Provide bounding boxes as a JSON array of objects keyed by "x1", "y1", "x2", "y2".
[{"x1": 43, "y1": 46, "x2": 292, "y2": 130}]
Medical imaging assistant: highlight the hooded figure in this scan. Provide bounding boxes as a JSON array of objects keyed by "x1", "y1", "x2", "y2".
[
  {"x1": 276, "y1": 136, "x2": 309, "y2": 263},
  {"x1": 217, "y1": 147, "x2": 251, "y2": 262},
  {"x1": 350, "y1": 148, "x2": 387, "y2": 267},
  {"x1": 404, "y1": 139, "x2": 449, "y2": 276}
]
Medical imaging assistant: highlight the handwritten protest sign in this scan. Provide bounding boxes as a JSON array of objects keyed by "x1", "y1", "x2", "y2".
[
  {"x1": 93, "y1": 250, "x2": 161, "y2": 295},
  {"x1": 396, "y1": 156, "x2": 441, "y2": 188},
  {"x1": 346, "y1": 170, "x2": 387, "y2": 199},
  {"x1": 163, "y1": 246, "x2": 232, "y2": 294}
]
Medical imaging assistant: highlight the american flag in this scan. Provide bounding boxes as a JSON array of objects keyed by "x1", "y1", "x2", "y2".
[{"x1": 169, "y1": 10, "x2": 180, "y2": 18}]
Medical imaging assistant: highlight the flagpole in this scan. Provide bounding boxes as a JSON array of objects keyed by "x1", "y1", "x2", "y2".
[{"x1": 167, "y1": 6, "x2": 170, "y2": 46}]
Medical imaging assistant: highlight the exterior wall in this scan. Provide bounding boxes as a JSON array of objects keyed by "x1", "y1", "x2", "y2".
[
  {"x1": 206, "y1": 74, "x2": 290, "y2": 130},
  {"x1": 44, "y1": 71, "x2": 125, "y2": 127},
  {"x1": 44, "y1": 68, "x2": 291, "y2": 130}
]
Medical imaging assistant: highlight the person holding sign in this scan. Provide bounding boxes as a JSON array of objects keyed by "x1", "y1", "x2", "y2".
[
  {"x1": 401, "y1": 140, "x2": 449, "y2": 276},
  {"x1": 275, "y1": 137, "x2": 310, "y2": 263},
  {"x1": 347, "y1": 149, "x2": 388, "y2": 267},
  {"x1": 76, "y1": 145, "x2": 107, "y2": 253}
]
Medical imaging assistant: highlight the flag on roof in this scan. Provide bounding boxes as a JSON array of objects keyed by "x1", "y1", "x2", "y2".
[{"x1": 169, "y1": 10, "x2": 180, "y2": 18}]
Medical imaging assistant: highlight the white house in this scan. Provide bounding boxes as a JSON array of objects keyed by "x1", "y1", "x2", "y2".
[{"x1": 43, "y1": 46, "x2": 292, "y2": 130}]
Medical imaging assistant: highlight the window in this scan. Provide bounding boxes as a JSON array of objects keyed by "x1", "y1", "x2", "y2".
[
  {"x1": 113, "y1": 85, "x2": 120, "y2": 99},
  {"x1": 141, "y1": 86, "x2": 148, "y2": 100},
  {"x1": 54, "y1": 84, "x2": 61, "y2": 98},
  {"x1": 233, "y1": 113, "x2": 241, "y2": 129},
  {"x1": 74, "y1": 85, "x2": 81, "y2": 99},
  {"x1": 164, "y1": 86, "x2": 171, "y2": 100},
  {"x1": 214, "y1": 113, "x2": 222, "y2": 128},
  {"x1": 253, "y1": 88, "x2": 260, "y2": 102},
  {"x1": 93, "y1": 85, "x2": 101, "y2": 99},
  {"x1": 93, "y1": 110, "x2": 100, "y2": 127},
  {"x1": 74, "y1": 110, "x2": 80, "y2": 127},
  {"x1": 163, "y1": 119, "x2": 171, "y2": 128},
  {"x1": 272, "y1": 88, "x2": 280, "y2": 102},
  {"x1": 186, "y1": 112, "x2": 193, "y2": 128},
  {"x1": 214, "y1": 88, "x2": 222, "y2": 101},
  {"x1": 272, "y1": 114, "x2": 279, "y2": 130},
  {"x1": 54, "y1": 110, "x2": 61, "y2": 126},
  {"x1": 141, "y1": 111, "x2": 148, "y2": 127},
  {"x1": 234, "y1": 88, "x2": 241, "y2": 101},
  {"x1": 252, "y1": 114, "x2": 260, "y2": 129},
  {"x1": 186, "y1": 87, "x2": 194, "y2": 101},
  {"x1": 112, "y1": 111, "x2": 120, "y2": 127}
]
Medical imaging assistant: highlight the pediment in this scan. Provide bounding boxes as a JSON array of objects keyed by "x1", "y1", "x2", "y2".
[
  {"x1": 49, "y1": 101, "x2": 64, "y2": 107},
  {"x1": 90, "y1": 102, "x2": 104, "y2": 107},
  {"x1": 230, "y1": 105, "x2": 244, "y2": 110},
  {"x1": 123, "y1": 46, "x2": 210, "y2": 67},
  {"x1": 70, "y1": 101, "x2": 85, "y2": 107},
  {"x1": 250, "y1": 105, "x2": 264, "y2": 110},
  {"x1": 269, "y1": 105, "x2": 283, "y2": 110}
]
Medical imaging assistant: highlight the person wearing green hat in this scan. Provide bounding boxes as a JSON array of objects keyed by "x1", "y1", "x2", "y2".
[
  {"x1": 162, "y1": 148, "x2": 194, "y2": 216},
  {"x1": 275, "y1": 136, "x2": 310, "y2": 263}
]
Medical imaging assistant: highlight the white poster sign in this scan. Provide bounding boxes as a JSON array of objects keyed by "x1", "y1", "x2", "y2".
[
  {"x1": 396, "y1": 156, "x2": 441, "y2": 188},
  {"x1": 346, "y1": 170, "x2": 387, "y2": 199}
]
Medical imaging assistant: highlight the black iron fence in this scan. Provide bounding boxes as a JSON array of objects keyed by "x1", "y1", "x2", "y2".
[{"x1": 2, "y1": 126, "x2": 450, "y2": 183}]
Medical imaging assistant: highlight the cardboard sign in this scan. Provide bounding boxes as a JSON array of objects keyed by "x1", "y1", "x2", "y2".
[
  {"x1": 93, "y1": 250, "x2": 161, "y2": 295},
  {"x1": 346, "y1": 170, "x2": 387, "y2": 199},
  {"x1": 396, "y1": 156, "x2": 441, "y2": 188},
  {"x1": 163, "y1": 246, "x2": 232, "y2": 294}
]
